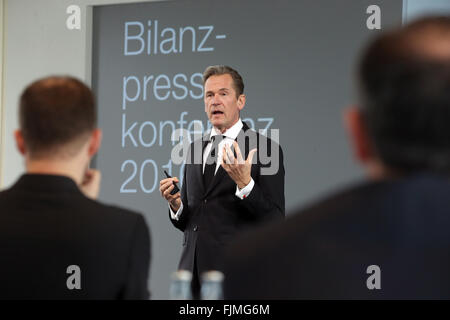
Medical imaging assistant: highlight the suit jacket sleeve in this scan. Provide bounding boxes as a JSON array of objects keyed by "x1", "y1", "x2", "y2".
[
  {"x1": 168, "y1": 148, "x2": 192, "y2": 232},
  {"x1": 240, "y1": 143, "x2": 285, "y2": 221},
  {"x1": 121, "y1": 214, "x2": 151, "y2": 300}
]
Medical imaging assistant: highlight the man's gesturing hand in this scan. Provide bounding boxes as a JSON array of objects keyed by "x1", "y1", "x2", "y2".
[
  {"x1": 221, "y1": 141, "x2": 257, "y2": 190},
  {"x1": 159, "y1": 177, "x2": 181, "y2": 212}
]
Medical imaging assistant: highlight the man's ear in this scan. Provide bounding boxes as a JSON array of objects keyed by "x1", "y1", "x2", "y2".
[
  {"x1": 344, "y1": 107, "x2": 374, "y2": 164},
  {"x1": 237, "y1": 94, "x2": 246, "y2": 111},
  {"x1": 88, "y1": 129, "x2": 102, "y2": 157},
  {"x1": 14, "y1": 130, "x2": 26, "y2": 155}
]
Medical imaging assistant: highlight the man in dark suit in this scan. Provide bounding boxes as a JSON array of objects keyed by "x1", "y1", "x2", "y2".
[
  {"x1": 160, "y1": 65, "x2": 285, "y2": 298},
  {"x1": 0, "y1": 76, "x2": 151, "y2": 299},
  {"x1": 224, "y1": 16, "x2": 450, "y2": 299}
]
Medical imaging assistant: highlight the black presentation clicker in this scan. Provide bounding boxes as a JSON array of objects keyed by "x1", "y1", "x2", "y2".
[{"x1": 164, "y1": 170, "x2": 180, "y2": 195}]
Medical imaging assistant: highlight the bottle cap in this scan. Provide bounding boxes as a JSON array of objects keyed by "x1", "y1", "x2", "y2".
[
  {"x1": 172, "y1": 269, "x2": 192, "y2": 281},
  {"x1": 201, "y1": 270, "x2": 224, "y2": 282}
]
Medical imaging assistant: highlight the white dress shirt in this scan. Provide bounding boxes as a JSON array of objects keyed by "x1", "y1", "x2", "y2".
[{"x1": 170, "y1": 118, "x2": 255, "y2": 220}]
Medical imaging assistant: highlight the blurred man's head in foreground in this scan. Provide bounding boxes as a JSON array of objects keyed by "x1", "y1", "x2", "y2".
[
  {"x1": 14, "y1": 76, "x2": 102, "y2": 192},
  {"x1": 16, "y1": 76, "x2": 100, "y2": 160},
  {"x1": 346, "y1": 16, "x2": 450, "y2": 178}
]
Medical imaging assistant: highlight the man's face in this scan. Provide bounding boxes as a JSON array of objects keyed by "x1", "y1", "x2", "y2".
[{"x1": 204, "y1": 74, "x2": 245, "y2": 132}]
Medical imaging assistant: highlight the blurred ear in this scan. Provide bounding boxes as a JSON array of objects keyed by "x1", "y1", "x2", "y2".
[
  {"x1": 87, "y1": 129, "x2": 102, "y2": 157},
  {"x1": 14, "y1": 130, "x2": 26, "y2": 155},
  {"x1": 237, "y1": 94, "x2": 246, "y2": 111},
  {"x1": 344, "y1": 106, "x2": 374, "y2": 164}
]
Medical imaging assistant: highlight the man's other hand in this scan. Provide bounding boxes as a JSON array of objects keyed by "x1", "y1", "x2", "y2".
[
  {"x1": 80, "y1": 169, "x2": 101, "y2": 200},
  {"x1": 222, "y1": 141, "x2": 257, "y2": 189}
]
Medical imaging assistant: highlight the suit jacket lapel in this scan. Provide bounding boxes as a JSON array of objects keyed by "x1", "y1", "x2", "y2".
[
  {"x1": 189, "y1": 134, "x2": 209, "y2": 196},
  {"x1": 235, "y1": 121, "x2": 252, "y2": 160},
  {"x1": 204, "y1": 163, "x2": 226, "y2": 197}
]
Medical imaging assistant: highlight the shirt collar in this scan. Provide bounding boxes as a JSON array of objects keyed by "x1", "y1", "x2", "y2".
[{"x1": 209, "y1": 118, "x2": 243, "y2": 141}]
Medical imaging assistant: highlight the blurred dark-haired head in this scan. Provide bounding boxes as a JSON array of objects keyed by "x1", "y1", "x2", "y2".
[
  {"x1": 18, "y1": 76, "x2": 97, "y2": 159},
  {"x1": 357, "y1": 16, "x2": 450, "y2": 174}
]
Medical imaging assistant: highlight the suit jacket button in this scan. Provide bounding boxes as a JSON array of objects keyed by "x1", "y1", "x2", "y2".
[
  {"x1": 193, "y1": 225, "x2": 198, "y2": 232},
  {"x1": 204, "y1": 199, "x2": 207, "y2": 204}
]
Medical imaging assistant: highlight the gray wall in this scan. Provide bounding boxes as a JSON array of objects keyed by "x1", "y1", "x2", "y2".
[
  {"x1": 0, "y1": 0, "x2": 4, "y2": 172},
  {"x1": 0, "y1": 0, "x2": 157, "y2": 188},
  {"x1": 404, "y1": 0, "x2": 450, "y2": 22}
]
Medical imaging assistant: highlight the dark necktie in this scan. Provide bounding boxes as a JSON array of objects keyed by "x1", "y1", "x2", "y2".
[{"x1": 203, "y1": 135, "x2": 225, "y2": 188}]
